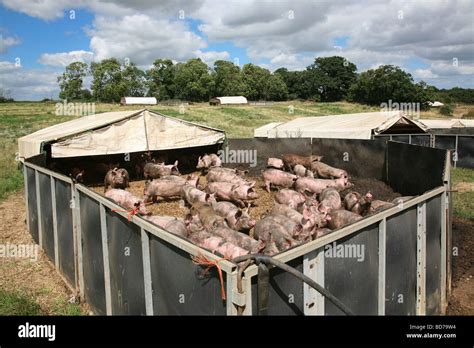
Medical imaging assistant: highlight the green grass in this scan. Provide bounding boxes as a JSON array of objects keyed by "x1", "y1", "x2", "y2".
[
  {"x1": 451, "y1": 167, "x2": 474, "y2": 221},
  {"x1": 0, "y1": 289, "x2": 43, "y2": 315}
]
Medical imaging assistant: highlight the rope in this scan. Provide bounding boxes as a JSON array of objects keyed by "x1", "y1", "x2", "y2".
[
  {"x1": 191, "y1": 254, "x2": 229, "y2": 300},
  {"x1": 112, "y1": 207, "x2": 139, "y2": 222}
]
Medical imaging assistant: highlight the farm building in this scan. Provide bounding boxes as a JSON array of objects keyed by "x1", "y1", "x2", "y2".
[
  {"x1": 120, "y1": 97, "x2": 157, "y2": 105},
  {"x1": 253, "y1": 111, "x2": 428, "y2": 139},
  {"x1": 18, "y1": 109, "x2": 225, "y2": 160},
  {"x1": 209, "y1": 96, "x2": 248, "y2": 106},
  {"x1": 419, "y1": 118, "x2": 474, "y2": 129}
]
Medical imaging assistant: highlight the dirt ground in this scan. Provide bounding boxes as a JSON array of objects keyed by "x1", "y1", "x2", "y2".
[{"x1": 0, "y1": 182, "x2": 471, "y2": 315}]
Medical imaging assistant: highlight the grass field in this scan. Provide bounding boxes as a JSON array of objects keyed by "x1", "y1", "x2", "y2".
[{"x1": 0, "y1": 100, "x2": 472, "y2": 315}]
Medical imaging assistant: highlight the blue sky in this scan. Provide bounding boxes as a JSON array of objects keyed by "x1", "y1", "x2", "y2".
[{"x1": 1, "y1": 0, "x2": 472, "y2": 100}]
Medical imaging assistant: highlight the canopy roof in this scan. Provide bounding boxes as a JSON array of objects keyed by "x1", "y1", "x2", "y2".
[
  {"x1": 213, "y1": 96, "x2": 248, "y2": 104},
  {"x1": 18, "y1": 109, "x2": 225, "y2": 159},
  {"x1": 254, "y1": 111, "x2": 428, "y2": 139},
  {"x1": 419, "y1": 119, "x2": 474, "y2": 129}
]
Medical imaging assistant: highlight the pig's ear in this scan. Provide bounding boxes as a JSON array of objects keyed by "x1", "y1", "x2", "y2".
[
  {"x1": 198, "y1": 156, "x2": 201, "y2": 160},
  {"x1": 184, "y1": 213, "x2": 193, "y2": 226},
  {"x1": 303, "y1": 206, "x2": 312, "y2": 220},
  {"x1": 245, "y1": 202, "x2": 251, "y2": 213},
  {"x1": 174, "y1": 160, "x2": 178, "y2": 166},
  {"x1": 249, "y1": 181, "x2": 256, "y2": 188},
  {"x1": 235, "y1": 210, "x2": 242, "y2": 219}
]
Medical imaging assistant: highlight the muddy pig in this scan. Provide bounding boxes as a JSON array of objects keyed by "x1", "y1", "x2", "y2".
[
  {"x1": 143, "y1": 174, "x2": 199, "y2": 202},
  {"x1": 327, "y1": 209, "x2": 362, "y2": 230},
  {"x1": 344, "y1": 191, "x2": 373, "y2": 215},
  {"x1": 181, "y1": 185, "x2": 216, "y2": 206},
  {"x1": 206, "y1": 168, "x2": 249, "y2": 185},
  {"x1": 144, "y1": 160, "x2": 179, "y2": 179},
  {"x1": 295, "y1": 176, "x2": 351, "y2": 195},
  {"x1": 294, "y1": 164, "x2": 314, "y2": 178},
  {"x1": 210, "y1": 226, "x2": 264, "y2": 253},
  {"x1": 281, "y1": 154, "x2": 323, "y2": 172},
  {"x1": 254, "y1": 216, "x2": 297, "y2": 252},
  {"x1": 188, "y1": 230, "x2": 248, "y2": 259},
  {"x1": 104, "y1": 168, "x2": 130, "y2": 192},
  {"x1": 319, "y1": 187, "x2": 342, "y2": 210},
  {"x1": 190, "y1": 202, "x2": 227, "y2": 231},
  {"x1": 212, "y1": 201, "x2": 256, "y2": 232},
  {"x1": 105, "y1": 189, "x2": 149, "y2": 215},
  {"x1": 262, "y1": 169, "x2": 298, "y2": 192}
]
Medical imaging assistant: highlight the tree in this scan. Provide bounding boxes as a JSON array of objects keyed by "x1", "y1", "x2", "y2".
[
  {"x1": 174, "y1": 58, "x2": 214, "y2": 101},
  {"x1": 211, "y1": 60, "x2": 245, "y2": 97},
  {"x1": 241, "y1": 64, "x2": 271, "y2": 100},
  {"x1": 90, "y1": 58, "x2": 123, "y2": 102},
  {"x1": 57, "y1": 61, "x2": 89, "y2": 100},
  {"x1": 146, "y1": 59, "x2": 176, "y2": 100},
  {"x1": 274, "y1": 68, "x2": 304, "y2": 99},
  {"x1": 304, "y1": 56, "x2": 357, "y2": 101},
  {"x1": 265, "y1": 73, "x2": 288, "y2": 101},
  {"x1": 348, "y1": 64, "x2": 430, "y2": 106},
  {"x1": 119, "y1": 63, "x2": 146, "y2": 97}
]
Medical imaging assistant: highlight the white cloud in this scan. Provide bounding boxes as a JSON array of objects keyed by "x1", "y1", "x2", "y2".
[
  {"x1": 87, "y1": 15, "x2": 206, "y2": 65},
  {"x1": 0, "y1": 34, "x2": 20, "y2": 53},
  {"x1": 194, "y1": 50, "x2": 230, "y2": 66},
  {"x1": 38, "y1": 50, "x2": 94, "y2": 67},
  {"x1": 0, "y1": 61, "x2": 60, "y2": 100}
]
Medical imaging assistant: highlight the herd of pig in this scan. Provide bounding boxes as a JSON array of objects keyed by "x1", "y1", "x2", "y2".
[{"x1": 101, "y1": 153, "x2": 412, "y2": 259}]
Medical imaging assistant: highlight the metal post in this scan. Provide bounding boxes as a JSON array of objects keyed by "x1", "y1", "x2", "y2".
[
  {"x1": 416, "y1": 203, "x2": 427, "y2": 315},
  {"x1": 408, "y1": 134, "x2": 412, "y2": 144},
  {"x1": 140, "y1": 228, "x2": 154, "y2": 315},
  {"x1": 99, "y1": 203, "x2": 113, "y2": 315},
  {"x1": 303, "y1": 249, "x2": 321, "y2": 315},
  {"x1": 74, "y1": 188, "x2": 85, "y2": 298},
  {"x1": 34, "y1": 170, "x2": 43, "y2": 248},
  {"x1": 454, "y1": 135, "x2": 458, "y2": 168},
  {"x1": 23, "y1": 165, "x2": 30, "y2": 231},
  {"x1": 378, "y1": 218, "x2": 386, "y2": 315},
  {"x1": 50, "y1": 176, "x2": 59, "y2": 269},
  {"x1": 440, "y1": 192, "x2": 447, "y2": 313}
]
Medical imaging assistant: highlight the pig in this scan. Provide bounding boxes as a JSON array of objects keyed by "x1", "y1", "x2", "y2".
[
  {"x1": 267, "y1": 158, "x2": 284, "y2": 169},
  {"x1": 293, "y1": 164, "x2": 314, "y2": 178},
  {"x1": 143, "y1": 160, "x2": 179, "y2": 179},
  {"x1": 163, "y1": 219, "x2": 188, "y2": 238},
  {"x1": 104, "y1": 168, "x2": 130, "y2": 193},
  {"x1": 209, "y1": 167, "x2": 248, "y2": 177},
  {"x1": 265, "y1": 214, "x2": 303, "y2": 240},
  {"x1": 262, "y1": 169, "x2": 298, "y2": 192},
  {"x1": 211, "y1": 201, "x2": 256, "y2": 232},
  {"x1": 145, "y1": 215, "x2": 183, "y2": 229},
  {"x1": 314, "y1": 228, "x2": 332, "y2": 238},
  {"x1": 343, "y1": 191, "x2": 373, "y2": 215},
  {"x1": 369, "y1": 200, "x2": 395, "y2": 213},
  {"x1": 188, "y1": 230, "x2": 248, "y2": 259},
  {"x1": 210, "y1": 226, "x2": 265, "y2": 253},
  {"x1": 190, "y1": 202, "x2": 227, "y2": 231},
  {"x1": 105, "y1": 189, "x2": 149, "y2": 216},
  {"x1": 206, "y1": 168, "x2": 249, "y2": 185},
  {"x1": 143, "y1": 174, "x2": 199, "y2": 202},
  {"x1": 270, "y1": 204, "x2": 316, "y2": 241},
  {"x1": 196, "y1": 154, "x2": 222, "y2": 170},
  {"x1": 70, "y1": 168, "x2": 85, "y2": 183},
  {"x1": 392, "y1": 196, "x2": 413, "y2": 205},
  {"x1": 327, "y1": 209, "x2": 362, "y2": 230},
  {"x1": 295, "y1": 176, "x2": 351, "y2": 195},
  {"x1": 205, "y1": 181, "x2": 258, "y2": 208},
  {"x1": 281, "y1": 154, "x2": 323, "y2": 172},
  {"x1": 254, "y1": 217, "x2": 298, "y2": 252},
  {"x1": 319, "y1": 187, "x2": 342, "y2": 210},
  {"x1": 274, "y1": 189, "x2": 307, "y2": 209},
  {"x1": 310, "y1": 161, "x2": 348, "y2": 180},
  {"x1": 181, "y1": 185, "x2": 216, "y2": 206}
]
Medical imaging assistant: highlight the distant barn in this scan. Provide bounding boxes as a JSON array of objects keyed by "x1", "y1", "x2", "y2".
[
  {"x1": 121, "y1": 97, "x2": 157, "y2": 106},
  {"x1": 209, "y1": 96, "x2": 248, "y2": 106}
]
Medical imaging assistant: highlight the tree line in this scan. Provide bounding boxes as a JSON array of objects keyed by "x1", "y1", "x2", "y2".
[{"x1": 57, "y1": 56, "x2": 474, "y2": 107}]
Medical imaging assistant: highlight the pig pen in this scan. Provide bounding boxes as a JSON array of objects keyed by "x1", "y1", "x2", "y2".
[{"x1": 21, "y1": 138, "x2": 451, "y2": 315}]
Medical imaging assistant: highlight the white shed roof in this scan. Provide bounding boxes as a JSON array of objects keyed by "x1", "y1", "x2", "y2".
[
  {"x1": 254, "y1": 111, "x2": 428, "y2": 140},
  {"x1": 215, "y1": 96, "x2": 248, "y2": 104},
  {"x1": 419, "y1": 119, "x2": 474, "y2": 129},
  {"x1": 122, "y1": 97, "x2": 157, "y2": 105},
  {"x1": 18, "y1": 109, "x2": 225, "y2": 159}
]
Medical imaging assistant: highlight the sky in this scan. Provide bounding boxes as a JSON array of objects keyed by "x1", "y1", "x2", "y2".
[{"x1": 0, "y1": 0, "x2": 473, "y2": 100}]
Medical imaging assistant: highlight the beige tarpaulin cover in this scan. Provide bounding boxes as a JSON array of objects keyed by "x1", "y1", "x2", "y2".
[
  {"x1": 419, "y1": 119, "x2": 474, "y2": 129},
  {"x1": 254, "y1": 111, "x2": 428, "y2": 139},
  {"x1": 18, "y1": 109, "x2": 225, "y2": 159}
]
